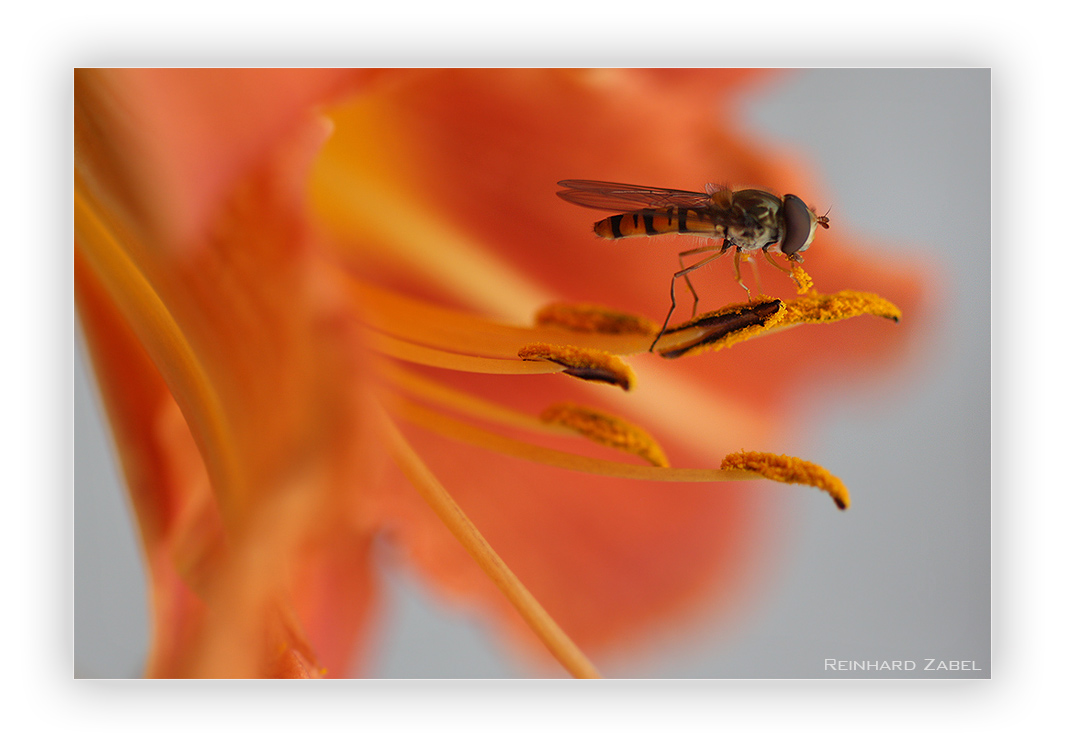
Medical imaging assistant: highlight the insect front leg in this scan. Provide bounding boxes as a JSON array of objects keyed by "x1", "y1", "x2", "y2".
[
  {"x1": 651, "y1": 245, "x2": 728, "y2": 352},
  {"x1": 746, "y1": 253, "x2": 763, "y2": 296},
  {"x1": 732, "y1": 250, "x2": 753, "y2": 300},
  {"x1": 761, "y1": 247, "x2": 795, "y2": 279}
]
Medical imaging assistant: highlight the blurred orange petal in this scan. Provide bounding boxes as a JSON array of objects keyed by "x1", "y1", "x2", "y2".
[{"x1": 77, "y1": 68, "x2": 387, "y2": 676}]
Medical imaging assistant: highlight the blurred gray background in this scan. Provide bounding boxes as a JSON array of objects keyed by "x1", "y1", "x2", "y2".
[{"x1": 74, "y1": 69, "x2": 990, "y2": 678}]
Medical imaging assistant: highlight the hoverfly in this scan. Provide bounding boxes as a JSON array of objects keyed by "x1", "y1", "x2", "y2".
[{"x1": 556, "y1": 179, "x2": 830, "y2": 351}]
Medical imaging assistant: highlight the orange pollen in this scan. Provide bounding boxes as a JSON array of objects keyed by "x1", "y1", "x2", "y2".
[
  {"x1": 518, "y1": 343, "x2": 636, "y2": 391},
  {"x1": 656, "y1": 299, "x2": 786, "y2": 359},
  {"x1": 792, "y1": 265, "x2": 815, "y2": 295},
  {"x1": 781, "y1": 291, "x2": 901, "y2": 325},
  {"x1": 540, "y1": 402, "x2": 670, "y2": 468},
  {"x1": 534, "y1": 302, "x2": 660, "y2": 336},
  {"x1": 720, "y1": 450, "x2": 851, "y2": 510}
]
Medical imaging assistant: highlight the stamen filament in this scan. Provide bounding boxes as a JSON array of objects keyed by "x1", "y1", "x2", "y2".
[
  {"x1": 380, "y1": 410, "x2": 602, "y2": 679},
  {"x1": 343, "y1": 274, "x2": 651, "y2": 357},
  {"x1": 367, "y1": 329, "x2": 563, "y2": 374},
  {"x1": 376, "y1": 361, "x2": 574, "y2": 436},
  {"x1": 386, "y1": 394, "x2": 763, "y2": 484}
]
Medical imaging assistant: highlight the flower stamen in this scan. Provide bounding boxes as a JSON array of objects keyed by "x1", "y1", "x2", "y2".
[
  {"x1": 376, "y1": 361, "x2": 573, "y2": 435},
  {"x1": 517, "y1": 343, "x2": 636, "y2": 391},
  {"x1": 380, "y1": 409, "x2": 602, "y2": 679},
  {"x1": 388, "y1": 394, "x2": 763, "y2": 484},
  {"x1": 655, "y1": 299, "x2": 786, "y2": 359},
  {"x1": 540, "y1": 403, "x2": 670, "y2": 468},
  {"x1": 344, "y1": 274, "x2": 650, "y2": 357},
  {"x1": 779, "y1": 290, "x2": 901, "y2": 325},
  {"x1": 534, "y1": 302, "x2": 660, "y2": 336},
  {"x1": 720, "y1": 450, "x2": 850, "y2": 510},
  {"x1": 653, "y1": 290, "x2": 902, "y2": 359},
  {"x1": 368, "y1": 330, "x2": 564, "y2": 375}
]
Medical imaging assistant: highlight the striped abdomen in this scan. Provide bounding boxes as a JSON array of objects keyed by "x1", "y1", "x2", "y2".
[{"x1": 593, "y1": 208, "x2": 728, "y2": 240}]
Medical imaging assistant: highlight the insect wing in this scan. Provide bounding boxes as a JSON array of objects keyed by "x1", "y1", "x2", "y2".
[{"x1": 556, "y1": 180, "x2": 715, "y2": 211}]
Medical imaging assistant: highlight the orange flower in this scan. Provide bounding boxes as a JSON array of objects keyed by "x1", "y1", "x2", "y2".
[{"x1": 75, "y1": 69, "x2": 924, "y2": 677}]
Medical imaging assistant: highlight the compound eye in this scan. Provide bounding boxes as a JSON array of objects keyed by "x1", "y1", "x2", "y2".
[{"x1": 780, "y1": 194, "x2": 814, "y2": 258}]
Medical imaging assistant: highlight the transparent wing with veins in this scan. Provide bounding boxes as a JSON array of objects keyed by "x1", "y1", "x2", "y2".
[{"x1": 556, "y1": 179, "x2": 723, "y2": 211}]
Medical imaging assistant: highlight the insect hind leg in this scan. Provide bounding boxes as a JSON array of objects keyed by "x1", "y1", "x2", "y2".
[
  {"x1": 651, "y1": 245, "x2": 728, "y2": 352},
  {"x1": 677, "y1": 242, "x2": 726, "y2": 317}
]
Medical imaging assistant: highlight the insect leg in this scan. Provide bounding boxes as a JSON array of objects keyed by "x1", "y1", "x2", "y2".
[
  {"x1": 677, "y1": 243, "x2": 724, "y2": 317},
  {"x1": 761, "y1": 247, "x2": 795, "y2": 279},
  {"x1": 747, "y1": 254, "x2": 764, "y2": 296},
  {"x1": 651, "y1": 246, "x2": 728, "y2": 352},
  {"x1": 733, "y1": 250, "x2": 752, "y2": 300}
]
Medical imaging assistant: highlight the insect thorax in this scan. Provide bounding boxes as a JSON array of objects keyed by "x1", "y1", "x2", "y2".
[
  {"x1": 726, "y1": 222, "x2": 779, "y2": 252},
  {"x1": 726, "y1": 189, "x2": 784, "y2": 251}
]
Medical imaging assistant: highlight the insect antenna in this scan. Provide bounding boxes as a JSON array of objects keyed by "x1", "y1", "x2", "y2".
[{"x1": 817, "y1": 205, "x2": 832, "y2": 230}]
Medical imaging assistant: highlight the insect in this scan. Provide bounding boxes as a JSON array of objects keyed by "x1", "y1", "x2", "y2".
[{"x1": 556, "y1": 179, "x2": 830, "y2": 351}]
